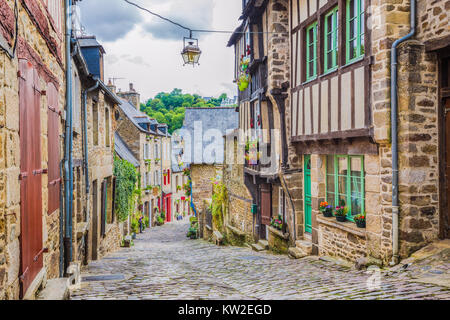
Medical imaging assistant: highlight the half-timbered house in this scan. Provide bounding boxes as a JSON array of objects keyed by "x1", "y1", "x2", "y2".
[
  {"x1": 288, "y1": 0, "x2": 449, "y2": 265},
  {"x1": 227, "y1": 0, "x2": 305, "y2": 253}
]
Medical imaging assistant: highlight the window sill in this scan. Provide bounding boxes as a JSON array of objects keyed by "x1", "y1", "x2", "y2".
[
  {"x1": 344, "y1": 56, "x2": 365, "y2": 68},
  {"x1": 302, "y1": 77, "x2": 318, "y2": 86},
  {"x1": 316, "y1": 215, "x2": 366, "y2": 238},
  {"x1": 321, "y1": 67, "x2": 338, "y2": 77}
]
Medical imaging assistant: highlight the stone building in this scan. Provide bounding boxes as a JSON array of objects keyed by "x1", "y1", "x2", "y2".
[
  {"x1": 181, "y1": 107, "x2": 239, "y2": 239},
  {"x1": 77, "y1": 36, "x2": 122, "y2": 263},
  {"x1": 227, "y1": 0, "x2": 303, "y2": 253},
  {"x1": 0, "y1": 0, "x2": 66, "y2": 299},
  {"x1": 114, "y1": 83, "x2": 163, "y2": 228},
  {"x1": 286, "y1": 0, "x2": 450, "y2": 265}
]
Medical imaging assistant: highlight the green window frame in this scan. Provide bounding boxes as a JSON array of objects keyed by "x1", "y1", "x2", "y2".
[
  {"x1": 306, "y1": 22, "x2": 318, "y2": 81},
  {"x1": 326, "y1": 155, "x2": 365, "y2": 221},
  {"x1": 324, "y1": 7, "x2": 339, "y2": 73},
  {"x1": 346, "y1": 0, "x2": 365, "y2": 64}
]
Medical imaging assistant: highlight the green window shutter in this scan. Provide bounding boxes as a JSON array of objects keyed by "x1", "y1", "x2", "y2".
[
  {"x1": 346, "y1": 0, "x2": 365, "y2": 64},
  {"x1": 324, "y1": 7, "x2": 339, "y2": 73},
  {"x1": 306, "y1": 22, "x2": 318, "y2": 81}
]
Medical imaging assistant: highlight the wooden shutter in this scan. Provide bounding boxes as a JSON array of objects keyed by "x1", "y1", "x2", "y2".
[
  {"x1": 100, "y1": 180, "x2": 107, "y2": 236},
  {"x1": 19, "y1": 59, "x2": 43, "y2": 297},
  {"x1": 47, "y1": 82, "x2": 60, "y2": 215},
  {"x1": 261, "y1": 184, "x2": 271, "y2": 225}
]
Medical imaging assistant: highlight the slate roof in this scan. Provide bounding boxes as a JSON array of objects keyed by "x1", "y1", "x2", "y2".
[
  {"x1": 119, "y1": 98, "x2": 158, "y2": 135},
  {"x1": 181, "y1": 107, "x2": 239, "y2": 165},
  {"x1": 78, "y1": 36, "x2": 106, "y2": 53},
  {"x1": 114, "y1": 133, "x2": 139, "y2": 167}
]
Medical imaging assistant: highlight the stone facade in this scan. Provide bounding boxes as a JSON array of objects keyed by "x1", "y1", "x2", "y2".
[
  {"x1": 223, "y1": 131, "x2": 254, "y2": 245},
  {"x1": 0, "y1": 0, "x2": 65, "y2": 299},
  {"x1": 283, "y1": 0, "x2": 450, "y2": 265}
]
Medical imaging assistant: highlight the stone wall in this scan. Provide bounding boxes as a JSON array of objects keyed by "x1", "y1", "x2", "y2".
[
  {"x1": 191, "y1": 164, "x2": 222, "y2": 239},
  {"x1": 318, "y1": 220, "x2": 367, "y2": 262},
  {"x1": 0, "y1": 0, "x2": 65, "y2": 299},
  {"x1": 223, "y1": 134, "x2": 254, "y2": 245},
  {"x1": 86, "y1": 91, "x2": 121, "y2": 263}
]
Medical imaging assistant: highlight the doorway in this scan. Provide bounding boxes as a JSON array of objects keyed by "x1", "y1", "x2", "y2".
[
  {"x1": 440, "y1": 53, "x2": 450, "y2": 239},
  {"x1": 304, "y1": 155, "x2": 312, "y2": 234},
  {"x1": 260, "y1": 184, "x2": 272, "y2": 240},
  {"x1": 92, "y1": 180, "x2": 98, "y2": 260}
]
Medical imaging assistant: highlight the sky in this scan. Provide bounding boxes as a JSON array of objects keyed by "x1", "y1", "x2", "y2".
[{"x1": 76, "y1": 0, "x2": 242, "y2": 103}]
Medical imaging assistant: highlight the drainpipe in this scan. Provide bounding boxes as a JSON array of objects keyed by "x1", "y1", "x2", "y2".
[
  {"x1": 82, "y1": 79, "x2": 100, "y2": 233},
  {"x1": 390, "y1": 0, "x2": 416, "y2": 266},
  {"x1": 63, "y1": 0, "x2": 73, "y2": 272}
]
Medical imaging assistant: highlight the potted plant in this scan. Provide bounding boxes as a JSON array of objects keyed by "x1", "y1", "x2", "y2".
[
  {"x1": 320, "y1": 201, "x2": 333, "y2": 218},
  {"x1": 354, "y1": 213, "x2": 366, "y2": 228},
  {"x1": 270, "y1": 215, "x2": 283, "y2": 231},
  {"x1": 335, "y1": 206, "x2": 348, "y2": 223}
]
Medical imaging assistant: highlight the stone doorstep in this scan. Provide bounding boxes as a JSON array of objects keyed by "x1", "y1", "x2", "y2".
[
  {"x1": 295, "y1": 240, "x2": 313, "y2": 255},
  {"x1": 251, "y1": 243, "x2": 265, "y2": 252},
  {"x1": 37, "y1": 278, "x2": 70, "y2": 300},
  {"x1": 258, "y1": 240, "x2": 269, "y2": 250},
  {"x1": 288, "y1": 247, "x2": 307, "y2": 259},
  {"x1": 23, "y1": 268, "x2": 47, "y2": 300}
]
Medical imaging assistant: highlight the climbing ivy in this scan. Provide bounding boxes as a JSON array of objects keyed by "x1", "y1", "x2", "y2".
[
  {"x1": 113, "y1": 157, "x2": 138, "y2": 222},
  {"x1": 210, "y1": 181, "x2": 227, "y2": 232}
]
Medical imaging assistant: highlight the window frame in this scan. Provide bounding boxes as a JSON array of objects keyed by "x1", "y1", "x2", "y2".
[
  {"x1": 305, "y1": 21, "x2": 318, "y2": 82},
  {"x1": 326, "y1": 155, "x2": 365, "y2": 221},
  {"x1": 345, "y1": 0, "x2": 365, "y2": 64},
  {"x1": 324, "y1": 6, "x2": 339, "y2": 74}
]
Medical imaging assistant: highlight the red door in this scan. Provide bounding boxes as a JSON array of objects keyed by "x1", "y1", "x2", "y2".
[
  {"x1": 165, "y1": 195, "x2": 172, "y2": 222},
  {"x1": 19, "y1": 59, "x2": 43, "y2": 297}
]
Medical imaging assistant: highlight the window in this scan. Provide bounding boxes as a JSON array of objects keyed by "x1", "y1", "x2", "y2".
[
  {"x1": 278, "y1": 188, "x2": 285, "y2": 218},
  {"x1": 93, "y1": 102, "x2": 99, "y2": 146},
  {"x1": 105, "y1": 107, "x2": 110, "y2": 147},
  {"x1": 306, "y1": 22, "x2": 318, "y2": 81},
  {"x1": 326, "y1": 155, "x2": 365, "y2": 220},
  {"x1": 324, "y1": 7, "x2": 339, "y2": 73},
  {"x1": 346, "y1": 0, "x2": 365, "y2": 63}
]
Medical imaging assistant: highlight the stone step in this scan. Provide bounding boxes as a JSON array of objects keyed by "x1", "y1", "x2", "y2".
[
  {"x1": 251, "y1": 243, "x2": 265, "y2": 252},
  {"x1": 257, "y1": 240, "x2": 269, "y2": 250},
  {"x1": 295, "y1": 240, "x2": 313, "y2": 255},
  {"x1": 37, "y1": 278, "x2": 70, "y2": 300},
  {"x1": 288, "y1": 247, "x2": 307, "y2": 259}
]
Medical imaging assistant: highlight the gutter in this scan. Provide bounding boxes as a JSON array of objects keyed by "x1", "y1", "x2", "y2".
[
  {"x1": 63, "y1": 0, "x2": 73, "y2": 272},
  {"x1": 390, "y1": 0, "x2": 416, "y2": 266}
]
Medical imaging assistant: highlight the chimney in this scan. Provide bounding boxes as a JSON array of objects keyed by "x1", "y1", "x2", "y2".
[
  {"x1": 107, "y1": 79, "x2": 116, "y2": 94},
  {"x1": 116, "y1": 82, "x2": 141, "y2": 109}
]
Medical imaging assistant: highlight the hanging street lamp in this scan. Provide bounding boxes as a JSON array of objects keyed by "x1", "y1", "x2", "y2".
[{"x1": 181, "y1": 34, "x2": 201, "y2": 67}]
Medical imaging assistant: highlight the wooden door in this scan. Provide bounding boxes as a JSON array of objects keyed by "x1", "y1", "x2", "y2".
[
  {"x1": 304, "y1": 155, "x2": 312, "y2": 233},
  {"x1": 19, "y1": 60, "x2": 43, "y2": 297},
  {"x1": 260, "y1": 184, "x2": 272, "y2": 239}
]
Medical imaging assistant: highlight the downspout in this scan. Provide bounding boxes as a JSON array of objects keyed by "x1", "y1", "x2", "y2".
[
  {"x1": 390, "y1": 0, "x2": 416, "y2": 266},
  {"x1": 63, "y1": 0, "x2": 73, "y2": 272},
  {"x1": 82, "y1": 79, "x2": 100, "y2": 233}
]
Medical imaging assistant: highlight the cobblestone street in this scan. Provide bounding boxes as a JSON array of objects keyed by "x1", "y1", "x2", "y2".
[{"x1": 70, "y1": 220, "x2": 450, "y2": 300}]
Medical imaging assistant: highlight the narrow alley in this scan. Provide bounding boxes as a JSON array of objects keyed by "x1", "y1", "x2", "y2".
[{"x1": 71, "y1": 221, "x2": 450, "y2": 300}]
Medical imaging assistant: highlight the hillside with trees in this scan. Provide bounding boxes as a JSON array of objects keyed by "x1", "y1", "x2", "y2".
[{"x1": 140, "y1": 89, "x2": 234, "y2": 134}]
